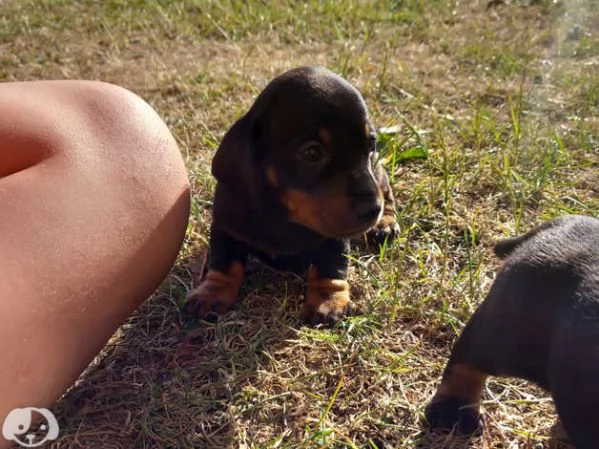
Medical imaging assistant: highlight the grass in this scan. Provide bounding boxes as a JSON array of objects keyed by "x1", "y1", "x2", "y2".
[{"x1": 3, "y1": 0, "x2": 599, "y2": 447}]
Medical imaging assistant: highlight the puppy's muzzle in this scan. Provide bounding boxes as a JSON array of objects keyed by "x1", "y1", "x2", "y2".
[
  {"x1": 348, "y1": 168, "x2": 384, "y2": 228},
  {"x1": 353, "y1": 193, "x2": 383, "y2": 228},
  {"x1": 355, "y1": 199, "x2": 382, "y2": 223}
]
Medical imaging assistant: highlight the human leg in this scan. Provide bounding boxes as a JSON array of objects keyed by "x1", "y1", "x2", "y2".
[{"x1": 0, "y1": 80, "x2": 189, "y2": 446}]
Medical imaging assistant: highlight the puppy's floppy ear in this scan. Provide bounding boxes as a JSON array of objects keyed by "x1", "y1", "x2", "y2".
[{"x1": 211, "y1": 115, "x2": 261, "y2": 206}]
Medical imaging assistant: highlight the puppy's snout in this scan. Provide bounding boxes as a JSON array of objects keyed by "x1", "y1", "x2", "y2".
[
  {"x1": 348, "y1": 170, "x2": 383, "y2": 228},
  {"x1": 354, "y1": 196, "x2": 382, "y2": 222}
]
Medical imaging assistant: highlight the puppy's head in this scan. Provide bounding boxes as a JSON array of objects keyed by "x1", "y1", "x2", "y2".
[{"x1": 213, "y1": 66, "x2": 383, "y2": 238}]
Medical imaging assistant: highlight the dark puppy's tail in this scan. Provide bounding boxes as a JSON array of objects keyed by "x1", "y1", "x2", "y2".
[{"x1": 493, "y1": 219, "x2": 562, "y2": 259}]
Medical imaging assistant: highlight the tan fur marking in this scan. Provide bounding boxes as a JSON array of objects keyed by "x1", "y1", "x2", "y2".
[
  {"x1": 373, "y1": 210, "x2": 399, "y2": 235},
  {"x1": 185, "y1": 261, "x2": 244, "y2": 316},
  {"x1": 265, "y1": 166, "x2": 278, "y2": 188},
  {"x1": 282, "y1": 188, "x2": 323, "y2": 231},
  {"x1": 301, "y1": 266, "x2": 356, "y2": 324},
  {"x1": 435, "y1": 364, "x2": 487, "y2": 404},
  {"x1": 306, "y1": 267, "x2": 350, "y2": 307},
  {"x1": 366, "y1": 158, "x2": 399, "y2": 242},
  {"x1": 318, "y1": 127, "x2": 332, "y2": 146},
  {"x1": 376, "y1": 213, "x2": 396, "y2": 228}
]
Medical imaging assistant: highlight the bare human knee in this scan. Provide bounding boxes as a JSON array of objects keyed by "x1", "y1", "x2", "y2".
[
  {"x1": 72, "y1": 80, "x2": 192, "y2": 300},
  {"x1": 26, "y1": 79, "x2": 192, "y2": 310},
  {"x1": 54, "y1": 80, "x2": 190, "y2": 205},
  {"x1": 1, "y1": 79, "x2": 191, "y2": 211}
]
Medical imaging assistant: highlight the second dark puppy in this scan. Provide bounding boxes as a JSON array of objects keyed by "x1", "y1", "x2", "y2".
[
  {"x1": 186, "y1": 66, "x2": 399, "y2": 325},
  {"x1": 425, "y1": 215, "x2": 599, "y2": 449}
]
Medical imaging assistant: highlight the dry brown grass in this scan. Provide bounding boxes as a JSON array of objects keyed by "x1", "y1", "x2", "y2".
[{"x1": 2, "y1": 0, "x2": 599, "y2": 447}]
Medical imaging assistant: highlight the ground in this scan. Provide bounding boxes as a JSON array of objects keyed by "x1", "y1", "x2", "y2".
[{"x1": 2, "y1": 0, "x2": 599, "y2": 448}]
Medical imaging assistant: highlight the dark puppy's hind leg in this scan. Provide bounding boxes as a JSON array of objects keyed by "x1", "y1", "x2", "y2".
[
  {"x1": 185, "y1": 224, "x2": 248, "y2": 318},
  {"x1": 366, "y1": 159, "x2": 400, "y2": 246},
  {"x1": 301, "y1": 238, "x2": 359, "y2": 326},
  {"x1": 425, "y1": 319, "x2": 487, "y2": 436}
]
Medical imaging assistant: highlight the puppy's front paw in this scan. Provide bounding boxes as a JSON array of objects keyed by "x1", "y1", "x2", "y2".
[
  {"x1": 185, "y1": 262, "x2": 244, "y2": 319},
  {"x1": 301, "y1": 295, "x2": 361, "y2": 326},
  {"x1": 302, "y1": 268, "x2": 362, "y2": 326},
  {"x1": 185, "y1": 285, "x2": 238, "y2": 318},
  {"x1": 424, "y1": 395, "x2": 483, "y2": 436},
  {"x1": 366, "y1": 213, "x2": 400, "y2": 247}
]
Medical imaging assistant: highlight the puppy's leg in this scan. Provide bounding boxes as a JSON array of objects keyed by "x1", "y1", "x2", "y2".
[
  {"x1": 425, "y1": 319, "x2": 487, "y2": 436},
  {"x1": 185, "y1": 224, "x2": 248, "y2": 318},
  {"x1": 549, "y1": 319, "x2": 599, "y2": 449},
  {"x1": 301, "y1": 238, "x2": 359, "y2": 325},
  {"x1": 366, "y1": 159, "x2": 399, "y2": 246},
  {"x1": 426, "y1": 264, "x2": 548, "y2": 436}
]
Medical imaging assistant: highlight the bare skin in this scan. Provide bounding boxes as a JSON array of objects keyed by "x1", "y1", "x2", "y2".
[{"x1": 0, "y1": 80, "x2": 190, "y2": 447}]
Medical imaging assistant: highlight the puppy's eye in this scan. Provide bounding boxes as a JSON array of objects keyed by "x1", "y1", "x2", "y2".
[{"x1": 299, "y1": 141, "x2": 323, "y2": 163}]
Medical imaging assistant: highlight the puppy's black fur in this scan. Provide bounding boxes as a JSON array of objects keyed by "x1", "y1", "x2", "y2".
[
  {"x1": 186, "y1": 66, "x2": 398, "y2": 325},
  {"x1": 426, "y1": 215, "x2": 599, "y2": 449}
]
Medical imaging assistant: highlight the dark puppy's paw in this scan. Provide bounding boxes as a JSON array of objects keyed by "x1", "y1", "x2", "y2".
[
  {"x1": 300, "y1": 295, "x2": 362, "y2": 326},
  {"x1": 424, "y1": 396, "x2": 484, "y2": 436},
  {"x1": 185, "y1": 286, "x2": 237, "y2": 318},
  {"x1": 366, "y1": 213, "x2": 400, "y2": 247},
  {"x1": 184, "y1": 262, "x2": 244, "y2": 318},
  {"x1": 302, "y1": 273, "x2": 363, "y2": 326}
]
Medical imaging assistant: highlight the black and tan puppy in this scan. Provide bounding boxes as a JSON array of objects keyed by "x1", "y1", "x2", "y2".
[
  {"x1": 425, "y1": 215, "x2": 599, "y2": 449},
  {"x1": 186, "y1": 66, "x2": 398, "y2": 325}
]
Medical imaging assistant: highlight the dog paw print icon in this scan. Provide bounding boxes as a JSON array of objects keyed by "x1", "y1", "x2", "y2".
[{"x1": 2, "y1": 407, "x2": 59, "y2": 448}]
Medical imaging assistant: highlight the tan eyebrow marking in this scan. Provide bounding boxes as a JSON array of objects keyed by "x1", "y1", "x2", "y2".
[{"x1": 318, "y1": 127, "x2": 332, "y2": 146}]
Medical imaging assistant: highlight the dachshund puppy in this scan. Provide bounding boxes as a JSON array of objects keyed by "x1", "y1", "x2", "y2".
[
  {"x1": 425, "y1": 215, "x2": 599, "y2": 449},
  {"x1": 186, "y1": 66, "x2": 399, "y2": 326}
]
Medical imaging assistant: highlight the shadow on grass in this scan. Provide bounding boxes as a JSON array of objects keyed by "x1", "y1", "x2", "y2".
[
  {"x1": 411, "y1": 426, "x2": 478, "y2": 449},
  {"x1": 49, "y1": 252, "x2": 309, "y2": 448}
]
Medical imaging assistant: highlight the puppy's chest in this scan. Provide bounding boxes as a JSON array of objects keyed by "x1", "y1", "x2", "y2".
[
  {"x1": 228, "y1": 217, "x2": 325, "y2": 257},
  {"x1": 249, "y1": 247, "x2": 313, "y2": 275},
  {"x1": 213, "y1": 185, "x2": 326, "y2": 255}
]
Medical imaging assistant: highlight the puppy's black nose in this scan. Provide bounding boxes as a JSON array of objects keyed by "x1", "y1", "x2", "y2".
[{"x1": 355, "y1": 200, "x2": 382, "y2": 222}]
